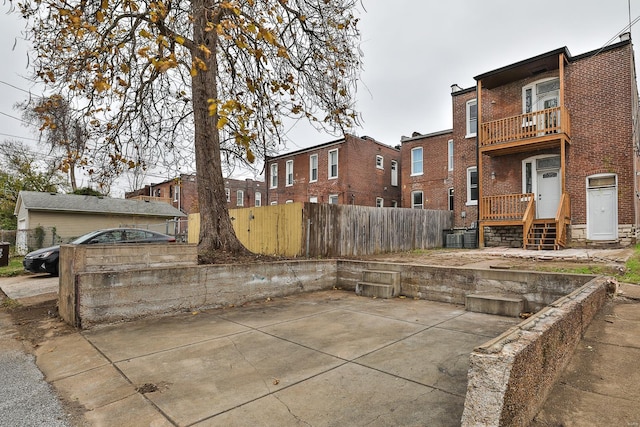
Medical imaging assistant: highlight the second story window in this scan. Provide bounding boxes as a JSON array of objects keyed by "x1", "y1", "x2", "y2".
[
  {"x1": 286, "y1": 160, "x2": 294, "y2": 186},
  {"x1": 376, "y1": 155, "x2": 383, "y2": 169},
  {"x1": 467, "y1": 166, "x2": 478, "y2": 205},
  {"x1": 309, "y1": 154, "x2": 318, "y2": 182},
  {"x1": 255, "y1": 191, "x2": 261, "y2": 207},
  {"x1": 391, "y1": 160, "x2": 398, "y2": 186},
  {"x1": 328, "y1": 149, "x2": 338, "y2": 179},
  {"x1": 448, "y1": 140, "x2": 454, "y2": 171},
  {"x1": 270, "y1": 163, "x2": 278, "y2": 188},
  {"x1": 237, "y1": 189, "x2": 244, "y2": 206},
  {"x1": 411, "y1": 147, "x2": 423, "y2": 176},
  {"x1": 466, "y1": 99, "x2": 477, "y2": 138}
]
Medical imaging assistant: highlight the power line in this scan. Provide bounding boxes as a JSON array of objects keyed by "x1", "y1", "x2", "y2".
[
  {"x1": 0, "y1": 79, "x2": 43, "y2": 98},
  {"x1": 0, "y1": 132, "x2": 39, "y2": 142}
]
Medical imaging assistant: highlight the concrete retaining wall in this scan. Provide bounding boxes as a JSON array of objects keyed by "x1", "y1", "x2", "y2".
[
  {"x1": 58, "y1": 244, "x2": 199, "y2": 326},
  {"x1": 337, "y1": 260, "x2": 595, "y2": 312},
  {"x1": 460, "y1": 276, "x2": 615, "y2": 426},
  {"x1": 62, "y1": 258, "x2": 336, "y2": 328}
]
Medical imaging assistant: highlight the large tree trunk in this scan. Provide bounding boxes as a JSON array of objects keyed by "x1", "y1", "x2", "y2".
[{"x1": 191, "y1": 1, "x2": 248, "y2": 262}]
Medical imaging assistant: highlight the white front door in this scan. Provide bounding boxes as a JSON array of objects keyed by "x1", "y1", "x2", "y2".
[
  {"x1": 536, "y1": 168, "x2": 560, "y2": 218},
  {"x1": 587, "y1": 175, "x2": 617, "y2": 240}
]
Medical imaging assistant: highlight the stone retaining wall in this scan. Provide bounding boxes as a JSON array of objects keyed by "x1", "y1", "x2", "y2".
[{"x1": 461, "y1": 276, "x2": 615, "y2": 426}]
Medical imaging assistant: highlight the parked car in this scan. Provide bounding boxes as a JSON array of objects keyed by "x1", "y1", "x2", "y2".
[{"x1": 23, "y1": 228, "x2": 176, "y2": 276}]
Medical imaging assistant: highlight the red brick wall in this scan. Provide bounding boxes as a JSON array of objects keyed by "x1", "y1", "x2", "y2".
[
  {"x1": 564, "y1": 44, "x2": 636, "y2": 224},
  {"x1": 400, "y1": 131, "x2": 452, "y2": 210},
  {"x1": 451, "y1": 89, "x2": 479, "y2": 228}
]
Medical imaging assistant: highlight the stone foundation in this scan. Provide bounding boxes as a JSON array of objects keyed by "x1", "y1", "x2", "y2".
[
  {"x1": 569, "y1": 224, "x2": 637, "y2": 247},
  {"x1": 483, "y1": 226, "x2": 523, "y2": 248}
]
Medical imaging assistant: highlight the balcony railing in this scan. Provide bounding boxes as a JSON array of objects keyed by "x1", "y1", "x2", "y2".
[
  {"x1": 479, "y1": 106, "x2": 570, "y2": 148},
  {"x1": 480, "y1": 193, "x2": 534, "y2": 222}
]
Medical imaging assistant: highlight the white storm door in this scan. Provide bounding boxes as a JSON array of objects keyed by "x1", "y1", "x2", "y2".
[
  {"x1": 536, "y1": 169, "x2": 560, "y2": 218},
  {"x1": 587, "y1": 176, "x2": 617, "y2": 240}
]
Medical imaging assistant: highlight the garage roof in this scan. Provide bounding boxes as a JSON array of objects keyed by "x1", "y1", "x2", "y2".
[{"x1": 15, "y1": 191, "x2": 186, "y2": 217}]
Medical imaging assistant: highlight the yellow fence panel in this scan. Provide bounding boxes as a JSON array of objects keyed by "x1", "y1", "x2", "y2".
[
  {"x1": 187, "y1": 204, "x2": 305, "y2": 256},
  {"x1": 187, "y1": 213, "x2": 200, "y2": 244},
  {"x1": 230, "y1": 203, "x2": 304, "y2": 257}
]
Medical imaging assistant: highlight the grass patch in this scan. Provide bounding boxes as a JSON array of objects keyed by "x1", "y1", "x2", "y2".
[
  {"x1": 0, "y1": 257, "x2": 27, "y2": 278},
  {"x1": 620, "y1": 244, "x2": 640, "y2": 284},
  {"x1": 1, "y1": 297, "x2": 21, "y2": 309}
]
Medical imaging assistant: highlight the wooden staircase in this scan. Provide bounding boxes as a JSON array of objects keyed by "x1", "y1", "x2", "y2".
[{"x1": 524, "y1": 219, "x2": 560, "y2": 250}]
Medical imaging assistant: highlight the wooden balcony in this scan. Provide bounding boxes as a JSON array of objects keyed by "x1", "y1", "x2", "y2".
[
  {"x1": 480, "y1": 193, "x2": 534, "y2": 225},
  {"x1": 479, "y1": 107, "x2": 571, "y2": 156}
]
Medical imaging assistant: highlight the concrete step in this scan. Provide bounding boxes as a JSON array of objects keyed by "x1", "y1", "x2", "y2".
[
  {"x1": 465, "y1": 293, "x2": 524, "y2": 317},
  {"x1": 356, "y1": 282, "x2": 397, "y2": 299},
  {"x1": 362, "y1": 270, "x2": 400, "y2": 287}
]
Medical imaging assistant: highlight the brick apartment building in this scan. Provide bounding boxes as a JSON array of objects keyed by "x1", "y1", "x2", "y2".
[
  {"x1": 411, "y1": 34, "x2": 639, "y2": 248},
  {"x1": 126, "y1": 174, "x2": 264, "y2": 214},
  {"x1": 265, "y1": 134, "x2": 401, "y2": 207},
  {"x1": 400, "y1": 130, "x2": 454, "y2": 212}
]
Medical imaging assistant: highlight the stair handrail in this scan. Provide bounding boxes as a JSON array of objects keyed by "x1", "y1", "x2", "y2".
[
  {"x1": 521, "y1": 194, "x2": 536, "y2": 248},
  {"x1": 554, "y1": 193, "x2": 571, "y2": 248}
]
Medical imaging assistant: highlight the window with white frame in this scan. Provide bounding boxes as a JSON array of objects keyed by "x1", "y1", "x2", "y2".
[
  {"x1": 270, "y1": 163, "x2": 278, "y2": 188},
  {"x1": 391, "y1": 200, "x2": 398, "y2": 208},
  {"x1": 411, "y1": 147, "x2": 423, "y2": 176},
  {"x1": 376, "y1": 155, "x2": 383, "y2": 169},
  {"x1": 466, "y1": 99, "x2": 477, "y2": 138},
  {"x1": 522, "y1": 78, "x2": 559, "y2": 114},
  {"x1": 309, "y1": 154, "x2": 318, "y2": 182},
  {"x1": 328, "y1": 194, "x2": 338, "y2": 204},
  {"x1": 411, "y1": 191, "x2": 423, "y2": 209},
  {"x1": 270, "y1": 201, "x2": 277, "y2": 205},
  {"x1": 467, "y1": 167, "x2": 478, "y2": 205},
  {"x1": 448, "y1": 139, "x2": 454, "y2": 171},
  {"x1": 309, "y1": 196, "x2": 318, "y2": 203},
  {"x1": 376, "y1": 197, "x2": 383, "y2": 207},
  {"x1": 225, "y1": 188, "x2": 230, "y2": 203},
  {"x1": 237, "y1": 189, "x2": 244, "y2": 206},
  {"x1": 285, "y1": 200, "x2": 293, "y2": 204},
  {"x1": 328, "y1": 149, "x2": 338, "y2": 179},
  {"x1": 391, "y1": 160, "x2": 398, "y2": 186},
  {"x1": 255, "y1": 192, "x2": 261, "y2": 207},
  {"x1": 286, "y1": 160, "x2": 294, "y2": 186}
]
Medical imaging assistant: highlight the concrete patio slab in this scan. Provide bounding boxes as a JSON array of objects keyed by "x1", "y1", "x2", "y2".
[
  {"x1": 356, "y1": 327, "x2": 496, "y2": 396},
  {"x1": 51, "y1": 364, "x2": 136, "y2": 410},
  {"x1": 39, "y1": 289, "x2": 522, "y2": 426},
  {"x1": 204, "y1": 363, "x2": 465, "y2": 427},
  {"x1": 35, "y1": 334, "x2": 110, "y2": 381},
  {"x1": 83, "y1": 310, "x2": 251, "y2": 362},
  {"x1": 114, "y1": 330, "x2": 344, "y2": 426}
]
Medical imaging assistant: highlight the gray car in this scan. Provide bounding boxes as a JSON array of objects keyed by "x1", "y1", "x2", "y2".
[{"x1": 23, "y1": 228, "x2": 176, "y2": 276}]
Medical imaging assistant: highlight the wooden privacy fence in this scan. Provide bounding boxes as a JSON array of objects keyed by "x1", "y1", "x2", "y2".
[{"x1": 189, "y1": 203, "x2": 453, "y2": 257}]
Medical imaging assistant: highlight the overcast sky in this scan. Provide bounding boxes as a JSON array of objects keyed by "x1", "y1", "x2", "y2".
[{"x1": 0, "y1": 1, "x2": 638, "y2": 195}]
